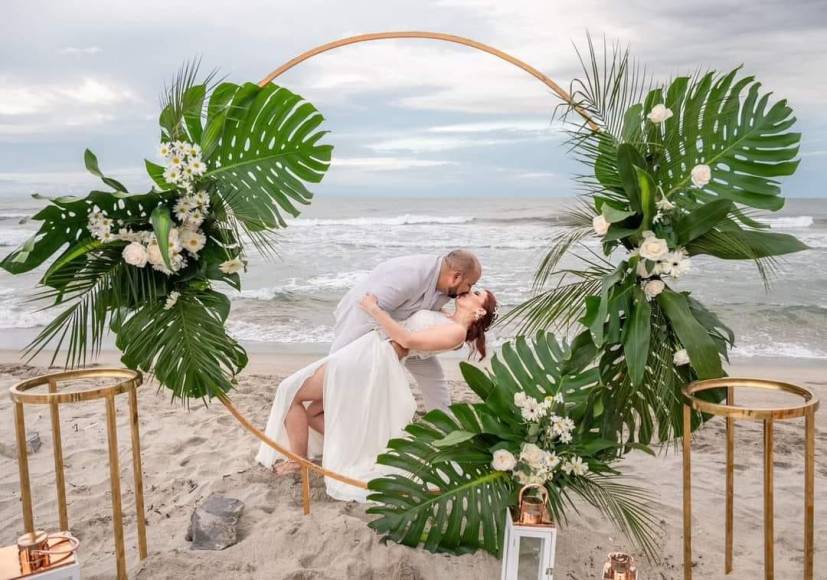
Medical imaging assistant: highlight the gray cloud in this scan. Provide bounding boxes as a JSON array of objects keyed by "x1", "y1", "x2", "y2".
[{"x1": 0, "y1": 0, "x2": 823, "y2": 199}]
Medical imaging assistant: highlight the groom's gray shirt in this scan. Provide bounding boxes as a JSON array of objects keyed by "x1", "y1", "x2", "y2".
[{"x1": 330, "y1": 254, "x2": 452, "y2": 411}]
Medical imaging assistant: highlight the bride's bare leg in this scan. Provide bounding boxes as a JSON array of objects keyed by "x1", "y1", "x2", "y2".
[
  {"x1": 306, "y1": 400, "x2": 324, "y2": 434},
  {"x1": 277, "y1": 365, "x2": 326, "y2": 475}
]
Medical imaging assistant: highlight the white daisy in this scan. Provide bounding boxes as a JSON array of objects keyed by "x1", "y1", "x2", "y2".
[
  {"x1": 219, "y1": 257, "x2": 245, "y2": 275},
  {"x1": 158, "y1": 142, "x2": 172, "y2": 159}
]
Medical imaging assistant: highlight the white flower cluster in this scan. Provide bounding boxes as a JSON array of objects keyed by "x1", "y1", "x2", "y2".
[
  {"x1": 491, "y1": 391, "x2": 589, "y2": 484},
  {"x1": 121, "y1": 228, "x2": 189, "y2": 275},
  {"x1": 87, "y1": 209, "x2": 116, "y2": 242},
  {"x1": 174, "y1": 189, "x2": 210, "y2": 229},
  {"x1": 515, "y1": 443, "x2": 560, "y2": 484},
  {"x1": 513, "y1": 391, "x2": 564, "y2": 423},
  {"x1": 490, "y1": 443, "x2": 588, "y2": 483},
  {"x1": 159, "y1": 141, "x2": 206, "y2": 192},
  {"x1": 513, "y1": 391, "x2": 575, "y2": 444},
  {"x1": 635, "y1": 231, "x2": 692, "y2": 301}
]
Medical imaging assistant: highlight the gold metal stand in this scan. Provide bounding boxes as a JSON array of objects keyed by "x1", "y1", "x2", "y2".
[
  {"x1": 10, "y1": 369, "x2": 146, "y2": 580},
  {"x1": 682, "y1": 378, "x2": 818, "y2": 580}
]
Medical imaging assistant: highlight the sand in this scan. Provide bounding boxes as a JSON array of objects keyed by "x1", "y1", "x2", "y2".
[{"x1": 1, "y1": 349, "x2": 825, "y2": 580}]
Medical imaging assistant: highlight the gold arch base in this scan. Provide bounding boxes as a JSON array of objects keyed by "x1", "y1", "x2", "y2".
[
  {"x1": 215, "y1": 30, "x2": 598, "y2": 515},
  {"x1": 10, "y1": 369, "x2": 147, "y2": 580},
  {"x1": 682, "y1": 378, "x2": 818, "y2": 580}
]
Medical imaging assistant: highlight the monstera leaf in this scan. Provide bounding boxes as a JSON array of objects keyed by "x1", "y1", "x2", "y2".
[
  {"x1": 1, "y1": 156, "x2": 172, "y2": 277},
  {"x1": 648, "y1": 68, "x2": 799, "y2": 211},
  {"x1": 201, "y1": 82, "x2": 332, "y2": 231},
  {"x1": 117, "y1": 288, "x2": 247, "y2": 401},
  {"x1": 368, "y1": 333, "x2": 659, "y2": 558},
  {"x1": 367, "y1": 405, "x2": 513, "y2": 555}
]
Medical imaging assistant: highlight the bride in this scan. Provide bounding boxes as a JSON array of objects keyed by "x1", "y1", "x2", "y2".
[{"x1": 255, "y1": 288, "x2": 497, "y2": 502}]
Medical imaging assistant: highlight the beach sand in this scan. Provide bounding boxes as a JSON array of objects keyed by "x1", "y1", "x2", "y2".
[{"x1": 1, "y1": 350, "x2": 825, "y2": 579}]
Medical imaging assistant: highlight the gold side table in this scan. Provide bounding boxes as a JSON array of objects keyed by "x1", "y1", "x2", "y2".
[
  {"x1": 681, "y1": 378, "x2": 818, "y2": 580},
  {"x1": 9, "y1": 369, "x2": 146, "y2": 580}
]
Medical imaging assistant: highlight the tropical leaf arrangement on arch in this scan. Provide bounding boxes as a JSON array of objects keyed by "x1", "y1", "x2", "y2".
[
  {"x1": 0, "y1": 36, "x2": 808, "y2": 562},
  {"x1": 0, "y1": 64, "x2": 333, "y2": 400},
  {"x1": 366, "y1": 37, "x2": 806, "y2": 558}
]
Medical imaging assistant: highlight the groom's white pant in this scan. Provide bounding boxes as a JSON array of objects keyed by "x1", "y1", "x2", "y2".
[
  {"x1": 400, "y1": 355, "x2": 451, "y2": 412},
  {"x1": 329, "y1": 333, "x2": 451, "y2": 412}
]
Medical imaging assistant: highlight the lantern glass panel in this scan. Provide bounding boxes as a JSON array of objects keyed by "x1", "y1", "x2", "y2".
[{"x1": 517, "y1": 536, "x2": 544, "y2": 579}]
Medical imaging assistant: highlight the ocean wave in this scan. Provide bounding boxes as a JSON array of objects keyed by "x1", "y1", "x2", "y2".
[
  {"x1": 0, "y1": 212, "x2": 36, "y2": 220},
  {"x1": 335, "y1": 238, "x2": 552, "y2": 250},
  {"x1": 227, "y1": 319, "x2": 334, "y2": 343},
  {"x1": 233, "y1": 271, "x2": 371, "y2": 300},
  {"x1": 0, "y1": 229, "x2": 36, "y2": 248},
  {"x1": 0, "y1": 289, "x2": 55, "y2": 328},
  {"x1": 288, "y1": 215, "x2": 473, "y2": 227},
  {"x1": 758, "y1": 215, "x2": 814, "y2": 229},
  {"x1": 731, "y1": 341, "x2": 827, "y2": 359}
]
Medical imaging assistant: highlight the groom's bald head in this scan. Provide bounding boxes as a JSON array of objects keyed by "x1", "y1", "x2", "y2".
[{"x1": 439, "y1": 250, "x2": 482, "y2": 297}]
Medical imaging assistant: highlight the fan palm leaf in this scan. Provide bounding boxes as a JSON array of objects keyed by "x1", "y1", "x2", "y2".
[{"x1": 116, "y1": 287, "x2": 247, "y2": 402}]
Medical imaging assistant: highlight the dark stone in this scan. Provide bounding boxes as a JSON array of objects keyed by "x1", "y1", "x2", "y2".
[
  {"x1": 186, "y1": 494, "x2": 245, "y2": 550},
  {"x1": 0, "y1": 431, "x2": 41, "y2": 458}
]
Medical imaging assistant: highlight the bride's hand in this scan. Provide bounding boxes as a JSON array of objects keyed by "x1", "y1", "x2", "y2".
[{"x1": 359, "y1": 293, "x2": 381, "y2": 315}]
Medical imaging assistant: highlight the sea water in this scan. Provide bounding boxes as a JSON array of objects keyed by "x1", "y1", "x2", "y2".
[{"x1": 0, "y1": 196, "x2": 824, "y2": 361}]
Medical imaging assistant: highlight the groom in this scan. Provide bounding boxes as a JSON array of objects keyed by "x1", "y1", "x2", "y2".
[{"x1": 331, "y1": 249, "x2": 482, "y2": 411}]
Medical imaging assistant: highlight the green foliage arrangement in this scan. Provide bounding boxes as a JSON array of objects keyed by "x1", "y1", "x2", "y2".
[
  {"x1": 1, "y1": 65, "x2": 332, "y2": 400},
  {"x1": 367, "y1": 37, "x2": 807, "y2": 557}
]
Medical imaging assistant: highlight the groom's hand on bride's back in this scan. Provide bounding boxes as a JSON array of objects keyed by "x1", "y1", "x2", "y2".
[{"x1": 359, "y1": 292, "x2": 381, "y2": 315}]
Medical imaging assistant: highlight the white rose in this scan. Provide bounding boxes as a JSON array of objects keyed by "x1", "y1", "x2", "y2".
[
  {"x1": 168, "y1": 228, "x2": 182, "y2": 253},
  {"x1": 674, "y1": 349, "x2": 690, "y2": 366},
  {"x1": 592, "y1": 215, "x2": 610, "y2": 236},
  {"x1": 491, "y1": 449, "x2": 517, "y2": 472},
  {"x1": 147, "y1": 243, "x2": 165, "y2": 266},
  {"x1": 638, "y1": 234, "x2": 670, "y2": 261},
  {"x1": 519, "y1": 443, "x2": 546, "y2": 468},
  {"x1": 122, "y1": 242, "x2": 148, "y2": 268},
  {"x1": 643, "y1": 279, "x2": 665, "y2": 300},
  {"x1": 219, "y1": 258, "x2": 245, "y2": 275},
  {"x1": 647, "y1": 103, "x2": 673, "y2": 124},
  {"x1": 690, "y1": 164, "x2": 711, "y2": 188}
]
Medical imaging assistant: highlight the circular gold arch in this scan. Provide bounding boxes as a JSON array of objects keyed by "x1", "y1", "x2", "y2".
[
  {"x1": 258, "y1": 31, "x2": 598, "y2": 131},
  {"x1": 223, "y1": 32, "x2": 599, "y2": 510}
]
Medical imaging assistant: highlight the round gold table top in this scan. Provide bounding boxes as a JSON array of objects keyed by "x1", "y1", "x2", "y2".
[
  {"x1": 683, "y1": 377, "x2": 819, "y2": 421},
  {"x1": 9, "y1": 368, "x2": 143, "y2": 405}
]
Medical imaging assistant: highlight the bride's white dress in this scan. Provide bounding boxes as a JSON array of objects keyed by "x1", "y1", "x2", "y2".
[{"x1": 255, "y1": 309, "x2": 456, "y2": 502}]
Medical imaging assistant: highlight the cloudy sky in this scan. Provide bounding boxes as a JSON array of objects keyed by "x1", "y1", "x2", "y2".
[{"x1": 1, "y1": 0, "x2": 825, "y2": 200}]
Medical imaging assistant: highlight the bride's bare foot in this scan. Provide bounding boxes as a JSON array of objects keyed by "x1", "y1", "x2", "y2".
[{"x1": 272, "y1": 460, "x2": 303, "y2": 476}]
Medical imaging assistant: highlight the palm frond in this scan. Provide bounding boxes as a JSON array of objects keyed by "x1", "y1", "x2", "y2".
[
  {"x1": 562, "y1": 475, "x2": 661, "y2": 561},
  {"x1": 117, "y1": 288, "x2": 247, "y2": 403},
  {"x1": 159, "y1": 59, "x2": 220, "y2": 141},
  {"x1": 24, "y1": 247, "x2": 166, "y2": 368},
  {"x1": 531, "y1": 201, "x2": 598, "y2": 290}
]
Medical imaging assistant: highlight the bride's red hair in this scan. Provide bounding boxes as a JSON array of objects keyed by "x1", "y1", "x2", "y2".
[{"x1": 466, "y1": 290, "x2": 497, "y2": 361}]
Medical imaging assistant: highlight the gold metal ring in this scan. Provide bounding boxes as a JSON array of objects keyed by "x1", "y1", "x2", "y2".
[
  {"x1": 258, "y1": 31, "x2": 599, "y2": 131},
  {"x1": 683, "y1": 377, "x2": 819, "y2": 421},
  {"x1": 10, "y1": 368, "x2": 142, "y2": 405}
]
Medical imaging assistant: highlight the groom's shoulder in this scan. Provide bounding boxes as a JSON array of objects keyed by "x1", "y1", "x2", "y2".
[{"x1": 377, "y1": 254, "x2": 440, "y2": 271}]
